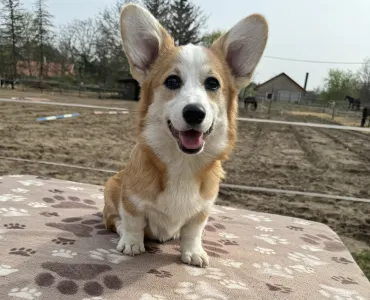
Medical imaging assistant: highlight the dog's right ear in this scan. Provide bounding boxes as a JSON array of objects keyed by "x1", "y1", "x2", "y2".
[{"x1": 120, "y1": 4, "x2": 174, "y2": 84}]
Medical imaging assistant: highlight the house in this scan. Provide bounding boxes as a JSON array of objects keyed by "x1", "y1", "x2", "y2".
[{"x1": 255, "y1": 73, "x2": 306, "y2": 103}]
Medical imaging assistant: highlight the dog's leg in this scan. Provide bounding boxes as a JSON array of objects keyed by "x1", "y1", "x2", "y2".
[
  {"x1": 180, "y1": 212, "x2": 209, "y2": 267},
  {"x1": 115, "y1": 207, "x2": 146, "y2": 256}
]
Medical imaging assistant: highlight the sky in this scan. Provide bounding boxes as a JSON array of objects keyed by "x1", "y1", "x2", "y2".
[{"x1": 22, "y1": 0, "x2": 370, "y2": 90}]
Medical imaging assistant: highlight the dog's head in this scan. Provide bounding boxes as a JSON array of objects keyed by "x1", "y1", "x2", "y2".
[{"x1": 120, "y1": 4, "x2": 268, "y2": 161}]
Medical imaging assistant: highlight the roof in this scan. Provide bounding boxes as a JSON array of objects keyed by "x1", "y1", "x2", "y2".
[{"x1": 256, "y1": 72, "x2": 306, "y2": 92}]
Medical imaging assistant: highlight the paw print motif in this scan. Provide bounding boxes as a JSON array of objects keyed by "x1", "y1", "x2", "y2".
[
  {"x1": 42, "y1": 195, "x2": 98, "y2": 210},
  {"x1": 89, "y1": 248, "x2": 131, "y2": 264},
  {"x1": 219, "y1": 279, "x2": 248, "y2": 290},
  {"x1": 10, "y1": 248, "x2": 36, "y2": 257},
  {"x1": 256, "y1": 226, "x2": 274, "y2": 232},
  {"x1": 18, "y1": 180, "x2": 44, "y2": 186},
  {"x1": 40, "y1": 212, "x2": 59, "y2": 218},
  {"x1": 254, "y1": 246, "x2": 276, "y2": 255},
  {"x1": 147, "y1": 269, "x2": 173, "y2": 278},
  {"x1": 28, "y1": 202, "x2": 48, "y2": 208},
  {"x1": 90, "y1": 194, "x2": 104, "y2": 200},
  {"x1": 254, "y1": 234, "x2": 289, "y2": 245},
  {"x1": 287, "y1": 226, "x2": 303, "y2": 231},
  {"x1": 331, "y1": 257, "x2": 354, "y2": 265},
  {"x1": 218, "y1": 239, "x2": 239, "y2": 246},
  {"x1": 0, "y1": 264, "x2": 19, "y2": 276},
  {"x1": 0, "y1": 207, "x2": 30, "y2": 217},
  {"x1": 66, "y1": 186, "x2": 85, "y2": 191},
  {"x1": 319, "y1": 284, "x2": 367, "y2": 300},
  {"x1": 52, "y1": 237, "x2": 75, "y2": 246},
  {"x1": 204, "y1": 217, "x2": 226, "y2": 232},
  {"x1": 266, "y1": 283, "x2": 292, "y2": 294},
  {"x1": 52, "y1": 249, "x2": 77, "y2": 259},
  {"x1": 35, "y1": 262, "x2": 123, "y2": 297},
  {"x1": 4, "y1": 223, "x2": 26, "y2": 230},
  {"x1": 253, "y1": 263, "x2": 293, "y2": 279},
  {"x1": 293, "y1": 219, "x2": 311, "y2": 226},
  {"x1": 288, "y1": 252, "x2": 328, "y2": 267},
  {"x1": 11, "y1": 188, "x2": 29, "y2": 194},
  {"x1": 0, "y1": 194, "x2": 26, "y2": 202},
  {"x1": 139, "y1": 294, "x2": 166, "y2": 300},
  {"x1": 300, "y1": 245, "x2": 323, "y2": 252},
  {"x1": 175, "y1": 281, "x2": 227, "y2": 300},
  {"x1": 8, "y1": 287, "x2": 42, "y2": 299},
  {"x1": 301, "y1": 234, "x2": 346, "y2": 252},
  {"x1": 218, "y1": 232, "x2": 239, "y2": 239},
  {"x1": 332, "y1": 276, "x2": 358, "y2": 285},
  {"x1": 289, "y1": 265, "x2": 315, "y2": 274},
  {"x1": 242, "y1": 214, "x2": 272, "y2": 222},
  {"x1": 48, "y1": 189, "x2": 64, "y2": 194},
  {"x1": 219, "y1": 259, "x2": 243, "y2": 268},
  {"x1": 184, "y1": 265, "x2": 225, "y2": 280}
]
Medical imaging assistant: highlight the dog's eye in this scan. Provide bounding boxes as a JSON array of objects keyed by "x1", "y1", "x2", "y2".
[
  {"x1": 204, "y1": 77, "x2": 220, "y2": 91},
  {"x1": 164, "y1": 75, "x2": 182, "y2": 90}
]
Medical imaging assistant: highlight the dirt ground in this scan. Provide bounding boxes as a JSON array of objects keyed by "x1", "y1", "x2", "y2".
[{"x1": 1, "y1": 90, "x2": 370, "y2": 271}]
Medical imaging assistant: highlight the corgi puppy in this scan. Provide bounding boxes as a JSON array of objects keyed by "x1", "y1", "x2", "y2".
[{"x1": 103, "y1": 3, "x2": 268, "y2": 267}]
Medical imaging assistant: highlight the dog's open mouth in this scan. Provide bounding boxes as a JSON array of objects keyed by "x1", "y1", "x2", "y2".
[{"x1": 167, "y1": 120, "x2": 213, "y2": 154}]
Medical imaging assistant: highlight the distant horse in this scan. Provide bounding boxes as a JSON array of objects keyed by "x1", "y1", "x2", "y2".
[
  {"x1": 243, "y1": 96, "x2": 258, "y2": 111},
  {"x1": 345, "y1": 95, "x2": 361, "y2": 111},
  {"x1": 361, "y1": 107, "x2": 370, "y2": 127}
]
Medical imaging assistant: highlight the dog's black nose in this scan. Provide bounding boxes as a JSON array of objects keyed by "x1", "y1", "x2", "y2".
[{"x1": 183, "y1": 104, "x2": 206, "y2": 125}]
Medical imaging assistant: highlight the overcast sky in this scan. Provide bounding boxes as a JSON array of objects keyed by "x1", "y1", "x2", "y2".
[{"x1": 23, "y1": 0, "x2": 370, "y2": 90}]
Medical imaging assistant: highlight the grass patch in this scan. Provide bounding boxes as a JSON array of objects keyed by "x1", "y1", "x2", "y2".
[{"x1": 352, "y1": 249, "x2": 370, "y2": 280}]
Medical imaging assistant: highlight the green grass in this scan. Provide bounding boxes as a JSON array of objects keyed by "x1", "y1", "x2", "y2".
[{"x1": 352, "y1": 249, "x2": 370, "y2": 280}]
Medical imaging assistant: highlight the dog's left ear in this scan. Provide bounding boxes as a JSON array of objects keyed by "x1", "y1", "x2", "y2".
[{"x1": 211, "y1": 14, "x2": 268, "y2": 89}]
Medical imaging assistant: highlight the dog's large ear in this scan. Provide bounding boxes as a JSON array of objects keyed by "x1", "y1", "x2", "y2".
[
  {"x1": 211, "y1": 14, "x2": 268, "y2": 89},
  {"x1": 120, "y1": 4, "x2": 174, "y2": 83}
]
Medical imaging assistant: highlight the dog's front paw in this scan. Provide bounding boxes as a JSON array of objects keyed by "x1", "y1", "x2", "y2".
[
  {"x1": 116, "y1": 237, "x2": 145, "y2": 256},
  {"x1": 181, "y1": 246, "x2": 209, "y2": 268}
]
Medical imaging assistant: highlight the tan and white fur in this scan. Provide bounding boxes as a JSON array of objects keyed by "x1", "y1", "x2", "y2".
[{"x1": 103, "y1": 3, "x2": 268, "y2": 267}]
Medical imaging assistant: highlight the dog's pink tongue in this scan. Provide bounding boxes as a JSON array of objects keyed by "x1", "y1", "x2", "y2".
[{"x1": 179, "y1": 130, "x2": 204, "y2": 149}]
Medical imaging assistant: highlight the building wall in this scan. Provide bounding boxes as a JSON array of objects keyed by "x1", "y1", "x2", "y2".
[{"x1": 256, "y1": 75, "x2": 304, "y2": 102}]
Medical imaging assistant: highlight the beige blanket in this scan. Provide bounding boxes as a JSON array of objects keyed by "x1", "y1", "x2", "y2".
[{"x1": 0, "y1": 175, "x2": 369, "y2": 299}]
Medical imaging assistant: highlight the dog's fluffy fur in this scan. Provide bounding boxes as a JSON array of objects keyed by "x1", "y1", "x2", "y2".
[{"x1": 103, "y1": 3, "x2": 268, "y2": 267}]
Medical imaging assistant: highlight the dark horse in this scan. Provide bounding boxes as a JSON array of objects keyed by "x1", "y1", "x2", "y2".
[
  {"x1": 361, "y1": 107, "x2": 370, "y2": 127},
  {"x1": 243, "y1": 96, "x2": 258, "y2": 111},
  {"x1": 345, "y1": 95, "x2": 361, "y2": 111}
]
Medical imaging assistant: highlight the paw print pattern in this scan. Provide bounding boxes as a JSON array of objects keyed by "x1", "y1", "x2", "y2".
[
  {"x1": 300, "y1": 245, "x2": 323, "y2": 252},
  {"x1": 218, "y1": 232, "x2": 239, "y2": 239},
  {"x1": 256, "y1": 226, "x2": 274, "y2": 232},
  {"x1": 90, "y1": 194, "x2": 104, "y2": 200},
  {"x1": 18, "y1": 179, "x2": 44, "y2": 186},
  {"x1": 49, "y1": 189, "x2": 64, "y2": 194},
  {"x1": 287, "y1": 225, "x2": 303, "y2": 231},
  {"x1": 266, "y1": 283, "x2": 292, "y2": 294},
  {"x1": 0, "y1": 207, "x2": 30, "y2": 217},
  {"x1": 52, "y1": 249, "x2": 77, "y2": 259},
  {"x1": 254, "y1": 246, "x2": 276, "y2": 255},
  {"x1": 89, "y1": 249, "x2": 131, "y2": 264},
  {"x1": 66, "y1": 186, "x2": 85, "y2": 191},
  {"x1": 12, "y1": 188, "x2": 30, "y2": 193},
  {"x1": 40, "y1": 212, "x2": 59, "y2": 218},
  {"x1": 147, "y1": 269, "x2": 173, "y2": 278},
  {"x1": 293, "y1": 219, "x2": 311, "y2": 226},
  {"x1": 219, "y1": 259, "x2": 243, "y2": 268},
  {"x1": 0, "y1": 264, "x2": 19, "y2": 276},
  {"x1": 288, "y1": 252, "x2": 328, "y2": 267},
  {"x1": 301, "y1": 234, "x2": 346, "y2": 252},
  {"x1": 0, "y1": 194, "x2": 26, "y2": 202},
  {"x1": 219, "y1": 279, "x2": 248, "y2": 290},
  {"x1": 218, "y1": 239, "x2": 239, "y2": 246},
  {"x1": 331, "y1": 257, "x2": 354, "y2": 265},
  {"x1": 319, "y1": 284, "x2": 367, "y2": 300},
  {"x1": 204, "y1": 217, "x2": 226, "y2": 233},
  {"x1": 8, "y1": 287, "x2": 42, "y2": 299},
  {"x1": 254, "y1": 234, "x2": 289, "y2": 245},
  {"x1": 332, "y1": 276, "x2": 358, "y2": 285},
  {"x1": 184, "y1": 265, "x2": 226, "y2": 280},
  {"x1": 28, "y1": 202, "x2": 48, "y2": 208},
  {"x1": 4, "y1": 223, "x2": 26, "y2": 229},
  {"x1": 253, "y1": 263, "x2": 293, "y2": 279},
  {"x1": 289, "y1": 265, "x2": 315, "y2": 274},
  {"x1": 52, "y1": 237, "x2": 75, "y2": 246},
  {"x1": 10, "y1": 248, "x2": 36, "y2": 257},
  {"x1": 242, "y1": 214, "x2": 272, "y2": 222},
  {"x1": 175, "y1": 281, "x2": 228, "y2": 300},
  {"x1": 43, "y1": 195, "x2": 98, "y2": 210},
  {"x1": 35, "y1": 262, "x2": 123, "y2": 297}
]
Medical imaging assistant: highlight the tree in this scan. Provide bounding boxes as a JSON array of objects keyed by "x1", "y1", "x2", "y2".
[
  {"x1": 19, "y1": 11, "x2": 35, "y2": 77},
  {"x1": 0, "y1": 0, "x2": 24, "y2": 88},
  {"x1": 201, "y1": 30, "x2": 223, "y2": 48},
  {"x1": 357, "y1": 58, "x2": 370, "y2": 103},
  {"x1": 33, "y1": 0, "x2": 53, "y2": 79},
  {"x1": 167, "y1": 0, "x2": 207, "y2": 45},
  {"x1": 321, "y1": 69, "x2": 359, "y2": 101},
  {"x1": 143, "y1": 0, "x2": 171, "y2": 29}
]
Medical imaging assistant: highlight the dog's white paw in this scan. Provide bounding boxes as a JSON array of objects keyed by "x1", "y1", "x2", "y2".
[
  {"x1": 116, "y1": 237, "x2": 145, "y2": 256},
  {"x1": 181, "y1": 246, "x2": 209, "y2": 268}
]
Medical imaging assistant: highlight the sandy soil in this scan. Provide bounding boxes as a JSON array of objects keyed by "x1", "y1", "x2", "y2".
[{"x1": 1, "y1": 92, "x2": 370, "y2": 256}]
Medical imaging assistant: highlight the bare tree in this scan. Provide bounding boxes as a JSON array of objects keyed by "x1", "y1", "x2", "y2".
[
  {"x1": 19, "y1": 11, "x2": 35, "y2": 76},
  {"x1": 0, "y1": 0, "x2": 24, "y2": 88},
  {"x1": 143, "y1": 0, "x2": 171, "y2": 29},
  {"x1": 357, "y1": 58, "x2": 370, "y2": 103}
]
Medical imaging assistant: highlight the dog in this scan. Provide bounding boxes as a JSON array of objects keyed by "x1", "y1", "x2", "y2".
[{"x1": 103, "y1": 3, "x2": 268, "y2": 267}]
